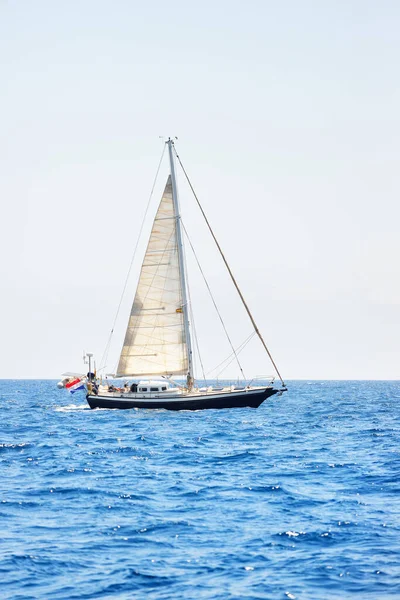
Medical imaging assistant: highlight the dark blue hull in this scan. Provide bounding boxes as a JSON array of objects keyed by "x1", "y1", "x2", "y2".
[{"x1": 86, "y1": 387, "x2": 281, "y2": 410}]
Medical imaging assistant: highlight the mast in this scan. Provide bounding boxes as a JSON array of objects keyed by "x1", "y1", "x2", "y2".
[{"x1": 167, "y1": 138, "x2": 194, "y2": 387}]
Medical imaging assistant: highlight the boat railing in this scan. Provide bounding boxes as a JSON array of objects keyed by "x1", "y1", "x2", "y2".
[{"x1": 246, "y1": 376, "x2": 275, "y2": 388}]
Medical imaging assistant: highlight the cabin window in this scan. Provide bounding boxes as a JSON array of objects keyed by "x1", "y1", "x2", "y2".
[
  {"x1": 150, "y1": 387, "x2": 159, "y2": 392},
  {"x1": 140, "y1": 387, "x2": 148, "y2": 392},
  {"x1": 162, "y1": 387, "x2": 167, "y2": 391}
]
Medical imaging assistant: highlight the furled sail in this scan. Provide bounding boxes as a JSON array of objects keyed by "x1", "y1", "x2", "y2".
[{"x1": 116, "y1": 177, "x2": 188, "y2": 377}]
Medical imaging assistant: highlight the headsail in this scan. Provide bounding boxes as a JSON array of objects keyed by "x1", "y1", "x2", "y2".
[{"x1": 116, "y1": 176, "x2": 188, "y2": 377}]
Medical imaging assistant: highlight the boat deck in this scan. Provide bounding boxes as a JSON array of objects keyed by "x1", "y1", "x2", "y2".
[{"x1": 93, "y1": 384, "x2": 270, "y2": 400}]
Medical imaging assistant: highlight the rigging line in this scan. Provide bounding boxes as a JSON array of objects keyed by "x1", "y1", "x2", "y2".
[
  {"x1": 100, "y1": 143, "x2": 167, "y2": 372},
  {"x1": 206, "y1": 331, "x2": 256, "y2": 377},
  {"x1": 182, "y1": 229, "x2": 207, "y2": 385},
  {"x1": 174, "y1": 146, "x2": 285, "y2": 387},
  {"x1": 181, "y1": 220, "x2": 247, "y2": 382},
  {"x1": 191, "y1": 311, "x2": 207, "y2": 385},
  {"x1": 207, "y1": 331, "x2": 255, "y2": 377},
  {"x1": 215, "y1": 332, "x2": 257, "y2": 380}
]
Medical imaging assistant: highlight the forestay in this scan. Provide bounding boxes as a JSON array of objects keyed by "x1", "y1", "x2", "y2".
[{"x1": 116, "y1": 176, "x2": 188, "y2": 377}]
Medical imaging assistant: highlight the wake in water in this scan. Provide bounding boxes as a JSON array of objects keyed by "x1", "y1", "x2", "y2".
[{"x1": 54, "y1": 403, "x2": 89, "y2": 412}]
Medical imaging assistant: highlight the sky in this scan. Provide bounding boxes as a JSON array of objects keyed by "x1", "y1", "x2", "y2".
[{"x1": 1, "y1": 0, "x2": 399, "y2": 380}]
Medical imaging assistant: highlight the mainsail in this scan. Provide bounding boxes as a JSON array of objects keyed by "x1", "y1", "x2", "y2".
[{"x1": 116, "y1": 177, "x2": 188, "y2": 377}]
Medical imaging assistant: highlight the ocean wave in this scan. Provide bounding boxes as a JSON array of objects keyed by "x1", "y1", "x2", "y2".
[{"x1": 1, "y1": 379, "x2": 400, "y2": 599}]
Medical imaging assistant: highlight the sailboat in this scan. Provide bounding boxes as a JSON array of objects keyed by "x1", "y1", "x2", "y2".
[{"x1": 86, "y1": 139, "x2": 286, "y2": 410}]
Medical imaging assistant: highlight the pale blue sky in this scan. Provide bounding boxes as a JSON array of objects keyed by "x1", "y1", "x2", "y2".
[{"x1": 1, "y1": 1, "x2": 399, "y2": 379}]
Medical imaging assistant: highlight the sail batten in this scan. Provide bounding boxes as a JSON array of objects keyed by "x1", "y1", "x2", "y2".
[{"x1": 116, "y1": 177, "x2": 189, "y2": 378}]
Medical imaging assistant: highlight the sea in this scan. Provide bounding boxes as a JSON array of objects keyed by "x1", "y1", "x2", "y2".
[{"x1": 1, "y1": 380, "x2": 399, "y2": 599}]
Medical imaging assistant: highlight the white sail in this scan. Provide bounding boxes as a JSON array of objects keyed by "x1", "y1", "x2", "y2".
[{"x1": 116, "y1": 176, "x2": 188, "y2": 377}]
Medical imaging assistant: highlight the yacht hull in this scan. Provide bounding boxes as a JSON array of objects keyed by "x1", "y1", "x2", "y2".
[{"x1": 86, "y1": 387, "x2": 280, "y2": 410}]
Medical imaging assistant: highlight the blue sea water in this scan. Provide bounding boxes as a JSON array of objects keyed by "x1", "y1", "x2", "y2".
[{"x1": 1, "y1": 380, "x2": 399, "y2": 599}]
